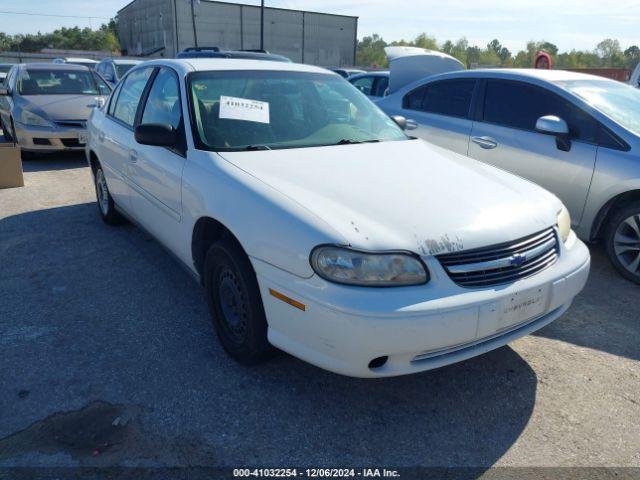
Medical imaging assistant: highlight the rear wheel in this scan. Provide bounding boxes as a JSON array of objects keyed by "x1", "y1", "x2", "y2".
[
  {"x1": 605, "y1": 200, "x2": 640, "y2": 284},
  {"x1": 204, "y1": 235, "x2": 273, "y2": 364},
  {"x1": 94, "y1": 164, "x2": 125, "y2": 225}
]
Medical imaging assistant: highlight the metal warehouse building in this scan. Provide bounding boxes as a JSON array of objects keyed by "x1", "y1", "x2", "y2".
[{"x1": 116, "y1": 0, "x2": 358, "y2": 66}]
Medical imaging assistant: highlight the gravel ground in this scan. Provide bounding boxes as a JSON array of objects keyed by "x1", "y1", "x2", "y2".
[{"x1": 0, "y1": 152, "x2": 638, "y2": 474}]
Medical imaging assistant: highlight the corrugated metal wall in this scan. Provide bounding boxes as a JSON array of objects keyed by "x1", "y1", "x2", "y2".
[
  {"x1": 117, "y1": 0, "x2": 357, "y2": 66},
  {"x1": 117, "y1": 0, "x2": 177, "y2": 57}
]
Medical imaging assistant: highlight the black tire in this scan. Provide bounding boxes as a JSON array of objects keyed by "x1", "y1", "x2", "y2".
[
  {"x1": 93, "y1": 164, "x2": 125, "y2": 225},
  {"x1": 204, "y1": 235, "x2": 273, "y2": 364},
  {"x1": 604, "y1": 200, "x2": 640, "y2": 285}
]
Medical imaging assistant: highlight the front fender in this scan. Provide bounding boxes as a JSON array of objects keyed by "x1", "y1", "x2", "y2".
[{"x1": 181, "y1": 150, "x2": 348, "y2": 278}]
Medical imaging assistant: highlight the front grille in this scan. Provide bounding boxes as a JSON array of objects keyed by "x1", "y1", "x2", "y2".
[
  {"x1": 33, "y1": 138, "x2": 51, "y2": 145},
  {"x1": 55, "y1": 120, "x2": 86, "y2": 129},
  {"x1": 437, "y1": 227, "x2": 559, "y2": 288},
  {"x1": 61, "y1": 138, "x2": 81, "y2": 148}
]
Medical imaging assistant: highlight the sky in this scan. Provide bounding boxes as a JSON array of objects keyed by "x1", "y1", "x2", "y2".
[{"x1": 1, "y1": 0, "x2": 639, "y2": 53}]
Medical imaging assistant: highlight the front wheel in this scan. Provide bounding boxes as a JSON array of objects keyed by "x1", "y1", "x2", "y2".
[
  {"x1": 605, "y1": 200, "x2": 640, "y2": 284},
  {"x1": 94, "y1": 165, "x2": 124, "y2": 225},
  {"x1": 204, "y1": 236, "x2": 273, "y2": 364}
]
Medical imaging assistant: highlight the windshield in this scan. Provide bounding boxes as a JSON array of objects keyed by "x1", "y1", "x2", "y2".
[
  {"x1": 115, "y1": 63, "x2": 136, "y2": 78},
  {"x1": 560, "y1": 79, "x2": 640, "y2": 136},
  {"x1": 188, "y1": 70, "x2": 407, "y2": 151},
  {"x1": 19, "y1": 69, "x2": 101, "y2": 95}
]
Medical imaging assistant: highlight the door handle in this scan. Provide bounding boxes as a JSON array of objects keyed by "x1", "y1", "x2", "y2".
[
  {"x1": 98, "y1": 131, "x2": 105, "y2": 142},
  {"x1": 471, "y1": 136, "x2": 498, "y2": 149},
  {"x1": 129, "y1": 150, "x2": 138, "y2": 163}
]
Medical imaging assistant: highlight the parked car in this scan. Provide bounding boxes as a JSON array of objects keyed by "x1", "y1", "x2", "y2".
[
  {"x1": 377, "y1": 68, "x2": 640, "y2": 284},
  {"x1": 348, "y1": 71, "x2": 389, "y2": 99},
  {"x1": 96, "y1": 58, "x2": 142, "y2": 86},
  {"x1": 0, "y1": 63, "x2": 13, "y2": 84},
  {"x1": 53, "y1": 57, "x2": 98, "y2": 70},
  {"x1": 176, "y1": 47, "x2": 291, "y2": 62},
  {"x1": 0, "y1": 63, "x2": 111, "y2": 156},
  {"x1": 330, "y1": 68, "x2": 365, "y2": 79},
  {"x1": 629, "y1": 63, "x2": 640, "y2": 89},
  {"x1": 86, "y1": 58, "x2": 589, "y2": 377}
]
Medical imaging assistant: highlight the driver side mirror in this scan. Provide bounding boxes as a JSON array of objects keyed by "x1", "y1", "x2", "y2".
[
  {"x1": 135, "y1": 124, "x2": 178, "y2": 147},
  {"x1": 391, "y1": 115, "x2": 418, "y2": 131},
  {"x1": 535, "y1": 115, "x2": 571, "y2": 152}
]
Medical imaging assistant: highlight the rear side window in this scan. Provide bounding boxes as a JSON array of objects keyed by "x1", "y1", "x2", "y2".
[
  {"x1": 112, "y1": 67, "x2": 154, "y2": 127},
  {"x1": 403, "y1": 79, "x2": 475, "y2": 118},
  {"x1": 372, "y1": 77, "x2": 389, "y2": 97},
  {"x1": 483, "y1": 80, "x2": 598, "y2": 143}
]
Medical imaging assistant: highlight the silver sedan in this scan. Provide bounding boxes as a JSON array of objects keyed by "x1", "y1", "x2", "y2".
[
  {"x1": 0, "y1": 63, "x2": 111, "y2": 156},
  {"x1": 377, "y1": 69, "x2": 640, "y2": 284}
]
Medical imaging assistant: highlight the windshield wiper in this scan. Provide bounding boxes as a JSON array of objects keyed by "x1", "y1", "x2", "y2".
[
  {"x1": 334, "y1": 139, "x2": 380, "y2": 145},
  {"x1": 244, "y1": 145, "x2": 271, "y2": 151}
]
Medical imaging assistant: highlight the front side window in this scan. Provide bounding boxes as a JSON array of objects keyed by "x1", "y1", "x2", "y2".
[
  {"x1": 141, "y1": 68, "x2": 182, "y2": 130},
  {"x1": 350, "y1": 76, "x2": 375, "y2": 96},
  {"x1": 112, "y1": 67, "x2": 154, "y2": 127},
  {"x1": 18, "y1": 69, "x2": 103, "y2": 95},
  {"x1": 483, "y1": 80, "x2": 597, "y2": 143},
  {"x1": 404, "y1": 80, "x2": 475, "y2": 119},
  {"x1": 189, "y1": 70, "x2": 407, "y2": 151}
]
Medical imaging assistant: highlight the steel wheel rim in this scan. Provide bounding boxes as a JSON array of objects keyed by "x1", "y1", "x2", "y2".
[
  {"x1": 613, "y1": 213, "x2": 640, "y2": 276},
  {"x1": 96, "y1": 170, "x2": 109, "y2": 216},
  {"x1": 218, "y1": 268, "x2": 248, "y2": 343}
]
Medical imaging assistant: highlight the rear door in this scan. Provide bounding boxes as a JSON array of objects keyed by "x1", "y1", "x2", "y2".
[
  {"x1": 127, "y1": 66, "x2": 186, "y2": 250},
  {"x1": 398, "y1": 78, "x2": 476, "y2": 155},
  {"x1": 468, "y1": 79, "x2": 598, "y2": 225}
]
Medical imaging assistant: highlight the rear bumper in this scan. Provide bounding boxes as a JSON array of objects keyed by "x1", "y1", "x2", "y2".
[
  {"x1": 13, "y1": 121, "x2": 86, "y2": 152},
  {"x1": 253, "y1": 231, "x2": 590, "y2": 378}
]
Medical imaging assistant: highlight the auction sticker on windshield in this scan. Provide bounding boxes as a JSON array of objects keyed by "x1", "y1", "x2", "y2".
[{"x1": 219, "y1": 96, "x2": 270, "y2": 124}]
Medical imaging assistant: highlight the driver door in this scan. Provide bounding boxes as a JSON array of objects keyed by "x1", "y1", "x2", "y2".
[{"x1": 468, "y1": 79, "x2": 598, "y2": 226}]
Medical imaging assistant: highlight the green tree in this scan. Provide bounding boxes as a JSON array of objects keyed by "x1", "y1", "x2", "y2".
[
  {"x1": 356, "y1": 33, "x2": 388, "y2": 67},
  {"x1": 624, "y1": 45, "x2": 640, "y2": 69}
]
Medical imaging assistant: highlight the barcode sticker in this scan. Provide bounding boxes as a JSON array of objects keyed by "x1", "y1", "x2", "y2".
[{"x1": 219, "y1": 95, "x2": 270, "y2": 124}]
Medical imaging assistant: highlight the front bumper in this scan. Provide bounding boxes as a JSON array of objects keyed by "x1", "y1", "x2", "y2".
[
  {"x1": 13, "y1": 121, "x2": 87, "y2": 152},
  {"x1": 253, "y1": 231, "x2": 590, "y2": 378}
]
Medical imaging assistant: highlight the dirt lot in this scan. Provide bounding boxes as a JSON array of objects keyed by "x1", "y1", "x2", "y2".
[{"x1": 0, "y1": 152, "x2": 639, "y2": 474}]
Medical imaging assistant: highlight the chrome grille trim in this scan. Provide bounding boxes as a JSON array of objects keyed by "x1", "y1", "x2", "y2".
[{"x1": 437, "y1": 227, "x2": 559, "y2": 288}]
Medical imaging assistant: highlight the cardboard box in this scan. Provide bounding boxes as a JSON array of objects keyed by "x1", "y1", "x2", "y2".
[{"x1": 0, "y1": 142, "x2": 24, "y2": 189}]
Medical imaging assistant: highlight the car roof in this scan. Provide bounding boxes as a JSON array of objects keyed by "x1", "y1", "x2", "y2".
[
  {"x1": 64, "y1": 57, "x2": 98, "y2": 63},
  {"x1": 21, "y1": 62, "x2": 91, "y2": 71},
  {"x1": 137, "y1": 58, "x2": 335, "y2": 76},
  {"x1": 348, "y1": 71, "x2": 389, "y2": 79},
  {"x1": 432, "y1": 68, "x2": 616, "y2": 84},
  {"x1": 101, "y1": 58, "x2": 142, "y2": 65}
]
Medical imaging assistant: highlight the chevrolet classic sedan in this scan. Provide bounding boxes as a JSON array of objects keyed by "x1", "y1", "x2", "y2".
[{"x1": 85, "y1": 59, "x2": 590, "y2": 377}]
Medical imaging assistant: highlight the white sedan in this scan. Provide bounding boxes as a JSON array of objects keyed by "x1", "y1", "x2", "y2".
[{"x1": 86, "y1": 58, "x2": 590, "y2": 377}]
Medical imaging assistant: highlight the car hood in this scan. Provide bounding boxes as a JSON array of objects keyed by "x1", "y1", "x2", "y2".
[
  {"x1": 20, "y1": 94, "x2": 104, "y2": 121},
  {"x1": 220, "y1": 140, "x2": 561, "y2": 256}
]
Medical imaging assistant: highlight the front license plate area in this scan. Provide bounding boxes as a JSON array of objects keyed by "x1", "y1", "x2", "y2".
[
  {"x1": 78, "y1": 132, "x2": 88, "y2": 145},
  {"x1": 499, "y1": 284, "x2": 550, "y2": 329}
]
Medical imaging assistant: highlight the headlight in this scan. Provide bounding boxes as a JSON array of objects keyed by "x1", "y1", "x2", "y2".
[
  {"x1": 20, "y1": 110, "x2": 52, "y2": 127},
  {"x1": 557, "y1": 205, "x2": 571, "y2": 243},
  {"x1": 310, "y1": 245, "x2": 429, "y2": 287}
]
